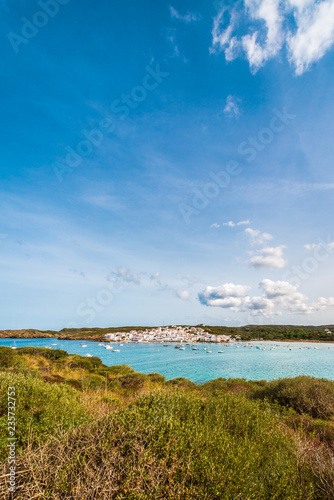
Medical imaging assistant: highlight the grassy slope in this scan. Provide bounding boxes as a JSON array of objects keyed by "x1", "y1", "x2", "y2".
[{"x1": 0, "y1": 347, "x2": 333, "y2": 499}]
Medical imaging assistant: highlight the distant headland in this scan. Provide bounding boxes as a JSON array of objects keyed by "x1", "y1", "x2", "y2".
[{"x1": 1, "y1": 324, "x2": 333, "y2": 342}]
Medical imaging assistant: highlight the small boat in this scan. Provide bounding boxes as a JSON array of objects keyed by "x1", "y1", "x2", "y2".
[
  {"x1": 80, "y1": 344, "x2": 87, "y2": 347},
  {"x1": 206, "y1": 350, "x2": 212, "y2": 353},
  {"x1": 192, "y1": 347, "x2": 198, "y2": 350},
  {"x1": 112, "y1": 349, "x2": 120, "y2": 352},
  {"x1": 85, "y1": 354, "x2": 93, "y2": 357},
  {"x1": 179, "y1": 347, "x2": 185, "y2": 350},
  {"x1": 51, "y1": 343, "x2": 57, "y2": 346},
  {"x1": 175, "y1": 345, "x2": 180, "y2": 349},
  {"x1": 120, "y1": 344, "x2": 124, "y2": 347},
  {"x1": 98, "y1": 343, "x2": 105, "y2": 346},
  {"x1": 163, "y1": 345, "x2": 169, "y2": 347},
  {"x1": 218, "y1": 351, "x2": 224, "y2": 353},
  {"x1": 105, "y1": 345, "x2": 114, "y2": 350}
]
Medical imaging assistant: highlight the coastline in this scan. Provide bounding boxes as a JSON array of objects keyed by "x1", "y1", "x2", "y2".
[{"x1": 1, "y1": 332, "x2": 334, "y2": 343}]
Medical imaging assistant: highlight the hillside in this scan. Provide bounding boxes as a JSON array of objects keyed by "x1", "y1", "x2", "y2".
[
  {"x1": 0, "y1": 347, "x2": 333, "y2": 498},
  {"x1": 1, "y1": 323, "x2": 333, "y2": 341}
]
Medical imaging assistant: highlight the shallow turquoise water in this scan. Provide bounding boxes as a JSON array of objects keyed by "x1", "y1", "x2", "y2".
[{"x1": 1, "y1": 338, "x2": 333, "y2": 382}]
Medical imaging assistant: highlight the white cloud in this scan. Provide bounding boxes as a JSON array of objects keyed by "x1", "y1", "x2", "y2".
[
  {"x1": 260, "y1": 278, "x2": 296, "y2": 297},
  {"x1": 170, "y1": 6, "x2": 201, "y2": 23},
  {"x1": 211, "y1": 222, "x2": 220, "y2": 228},
  {"x1": 199, "y1": 283, "x2": 251, "y2": 310},
  {"x1": 211, "y1": 0, "x2": 334, "y2": 74},
  {"x1": 176, "y1": 290, "x2": 190, "y2": 300},
  {"x1": 222, "y1": 219, "x2": 250, "y2": 227},
  {"x1": 199, "y1": 278, "x2": 334, "y2": 316},
  {"x1": 150, "y1": 272, "x2": 160, "y2": 280},
  {"x1": 243, "y1": 295, "x2": 275, "y2": 315},
  {"x1": 224, "y1": 95, "x2": 241, "y2": 118},
  {"x1": 245, "y1": 227, "x2": 273, "y2": 246},
  {"x1": 250, "y1": 245, "x2": 287, "y2": 268},
  {"x1": 242, "y1": 0, "x2": 284, "y2": 70},
  {"x1": 287, "y1": 0, "x2": 334, "y2": 75}
]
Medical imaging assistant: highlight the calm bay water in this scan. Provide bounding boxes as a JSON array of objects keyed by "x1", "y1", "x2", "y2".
[{"x1": 1, "y1": 338, "x2": 333, "y2": 382}]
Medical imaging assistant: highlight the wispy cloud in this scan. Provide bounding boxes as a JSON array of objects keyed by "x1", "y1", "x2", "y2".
[
  {"x1": 167, "y1": 28, "x2": 180, "y2": 57},
  {"x1": 82, "y1": 194, "x2": 124, "y2": 212},
  {"x1": 150, "y1": 272, "x2": 192, "y2": 301},
  {"x1": 169, "y1": 6, "x2": 201, "y2": 23},
  {"x1": 106, "y1": 268, "x2": 141, "y2": 287},
  {"x1": 221, "y1": 219, "x2": 250, "y2": 227},
  {"x1": 305, "y1": 241, "x2": 334, "y2": 251},
  {"x1": 245, "y1": 228, "x2": 273, "y2": 246}
]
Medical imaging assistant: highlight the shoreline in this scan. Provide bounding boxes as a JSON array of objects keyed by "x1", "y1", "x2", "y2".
[{"x1": 0, "y1": 336, "x2": 334, "y2": 344}]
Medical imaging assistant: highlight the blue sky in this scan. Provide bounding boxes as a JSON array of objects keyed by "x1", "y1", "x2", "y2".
[{"x1": 1, "y1": 0, "x2": 334, "y2": 330}]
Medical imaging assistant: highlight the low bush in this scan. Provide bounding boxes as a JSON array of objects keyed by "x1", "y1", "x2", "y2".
[
  {"x1": 251, "y1": 376, "x2": 334, "y2": 419},
  {"x1": 0, "y1": 347, "x2": 27, "y2": 370},
  {"x1": 0, "y1": 372, "x2": 88, "y2": 461},
  {"x1": 166, "y1": 377, "x2": 197, "y2": 389},
  {"x1": 81, "y1": 373, "x2": 106, "y2": 389},
  {"x1": 12, "y1": 391, "x2": 317, "y2": 499},
  {"x1": 147, "y1": 373, "x2": 166, "y2": 384},
  {"x1": 99, "y1": 364, "x2": 135, "y2": 377},
  {"x1": 68, "y1": 354, "x2": 102, "y2": 372},
  {"x1": 17, "y1": 346, "x2": 68, "y2": 360},
  {"x1": 109, "y1": 373, "x2": 149, "y2": 391}
]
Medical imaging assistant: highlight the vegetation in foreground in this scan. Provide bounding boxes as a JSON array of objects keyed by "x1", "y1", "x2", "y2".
[{"x1": 0, "y1": 346, "x2": 333, "y2": 499}]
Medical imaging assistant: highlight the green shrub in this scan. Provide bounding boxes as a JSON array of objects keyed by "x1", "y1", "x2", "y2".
[
  {"x1": 81, "y1": 373, "x2": 106, "y2": 389},
  {"x1": 17, "y1": 347, "x2": 68, "y2": 360},
  {"x1": 0, "y1": 347, "x2": 27, "y2": 370},
  {"x1": 147, "y1": 373, "x2": 166, "y2": 384},
  {"x1": 109, "y1": 373, "x2": 148, "y2": 390},
  {"x1": 16, "y1": 391, "x2": 316, "y2": 499},
  {"x1": 102, "y1": 364, "x2": 135, "y2": 377},
  {"x1": 252, "y1": 376, "x2": 334, "y2": 419},
  {"x1": 68, "y1": 354, "x2": 102, "y2": 372},
  {"x1": 0, "y1": 372, "x2": 88, "y2": 460},
  {"x1": 166, "y1": 377, "x2": 197, "y2": 389}
]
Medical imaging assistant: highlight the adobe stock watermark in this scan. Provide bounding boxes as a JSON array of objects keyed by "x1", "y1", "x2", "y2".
[
  {"x1": 64, "y1": 270, "x2": 139, "y2": 329},
  {"x1": 7, "y1": 0, "x2": 71, "y2": 54},
  {"x1": 179, "y1": 107, "x2": 296, "y2": 224},
  {"x1": 282, "y1": 236, "x2": 334, "y2": 287},
  {"x1": 53, "y1": 64, "x2": 169, "y2": 182}
]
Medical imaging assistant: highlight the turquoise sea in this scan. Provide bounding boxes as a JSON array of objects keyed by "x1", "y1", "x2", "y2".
[{"x1": 1, "y1": 338, "x2": 333, "y2": 382}]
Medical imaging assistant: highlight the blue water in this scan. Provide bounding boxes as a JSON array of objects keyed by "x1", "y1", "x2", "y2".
[{"x1": 1, "y1": 338, "x2": 333, "y2": 382}]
